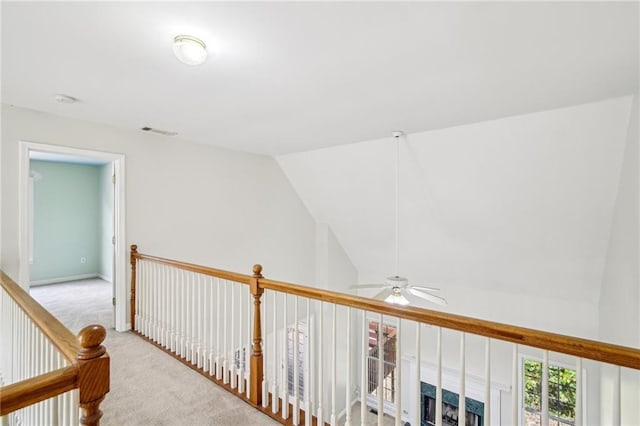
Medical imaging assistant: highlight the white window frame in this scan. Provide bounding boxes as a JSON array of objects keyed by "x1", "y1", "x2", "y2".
[{"x1": 518, "y1": 354, "x2": 587, "y2": 426}]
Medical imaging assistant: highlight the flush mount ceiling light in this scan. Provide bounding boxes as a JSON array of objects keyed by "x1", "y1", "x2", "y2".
[
  {"x1": 54, "y1": 94, "x2": 77, "y2": 104},
  {"x1": 173, "y1": 35, "x2": 207, "y2": 66}
]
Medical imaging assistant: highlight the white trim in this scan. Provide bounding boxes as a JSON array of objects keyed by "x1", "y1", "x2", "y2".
[
  {"x1": 518, "y1": 354, "x2": 587, "y2": 425},
  {"x1": 30, "y1": 273, "x2": 100, "y2": 286},
  {"x1": 97, "y1": 274, "x2": 112, "y2": 283},
  {"x1": 19, "y1": 141, "x2": 128, "y2": 331}
]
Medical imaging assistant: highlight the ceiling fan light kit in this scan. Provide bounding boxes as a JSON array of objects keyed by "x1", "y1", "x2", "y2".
[{"x1": 351, "y1": 131, "x2": 448, "y2": 307}]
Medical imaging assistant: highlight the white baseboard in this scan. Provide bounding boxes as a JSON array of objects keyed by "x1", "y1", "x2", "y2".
[
  {"x1": 98, "y1": 274, "x2": 112, "y2": 283},
  {"x1": 30, "y1": 273, "x2": 100, "y2": 286}
]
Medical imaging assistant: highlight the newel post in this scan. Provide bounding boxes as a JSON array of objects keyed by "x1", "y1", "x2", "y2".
[
  {"x1": 76, "y1": 325, "x2": 110, "y2": 426},
  {"x1": 130, "y1": 245, "x2": 138, "y2": 331},
  {"x1": 249, "y1": 264, "x2": 264, "y2": 406}
]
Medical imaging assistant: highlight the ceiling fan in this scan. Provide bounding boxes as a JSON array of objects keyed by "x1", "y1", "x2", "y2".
[{"x1": 351, "y1": 131, "x2": 447, "y2": 307}]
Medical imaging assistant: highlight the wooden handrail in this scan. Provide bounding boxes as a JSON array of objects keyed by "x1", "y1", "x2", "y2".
[
  {"x1": 259, "y1": 276, "x2": 640, "y2": 370},
  {"x1": 0, "y1": 366, "x2": 78, "y2": 415},
  {"x1": 131, "y1": 251, "x2": 252, "y2": 285},
  {"x1": 1, "y1": 271, "x2": 80, "y2": 362},
  {"x1": 129, "y1": 248, "x2": 640, "y2": 370}
]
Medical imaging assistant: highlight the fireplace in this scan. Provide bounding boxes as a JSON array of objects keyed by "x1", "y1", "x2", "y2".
[{"x1": 421, "y1": 382, "x2": 484, "y2": 426}]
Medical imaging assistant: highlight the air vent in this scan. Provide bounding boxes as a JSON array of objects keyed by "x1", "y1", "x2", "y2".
[{"x1": 141, "y1": 126, "x2": 178, "y2": 137}]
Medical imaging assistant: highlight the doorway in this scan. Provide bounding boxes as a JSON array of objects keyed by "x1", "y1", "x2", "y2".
[{"x1": 19, "y1": 141, "x2": 127, "y2": 331}]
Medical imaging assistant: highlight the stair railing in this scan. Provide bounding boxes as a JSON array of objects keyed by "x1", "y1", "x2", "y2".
[
  {"x1": 130, "y1": 245, "x2": 640, "y2": 426},
  {"x1": 0, "y1": 272, "x2": 110, "y2": 426}
]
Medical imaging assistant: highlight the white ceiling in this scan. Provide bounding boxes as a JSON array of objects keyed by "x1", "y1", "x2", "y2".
[
  {"x1": 278, "y1": 96, "x2": 634, "y2": 305},
  {"x1": 2, "y1": 2, "x2": 638, "y2": 156}
]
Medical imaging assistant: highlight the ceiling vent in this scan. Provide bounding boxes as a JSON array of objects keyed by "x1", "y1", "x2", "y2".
[{"x1": 141, "y1": 126, "x2": 178, "y2": 137}]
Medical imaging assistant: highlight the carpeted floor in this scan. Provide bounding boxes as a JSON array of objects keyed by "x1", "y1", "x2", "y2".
[{"x1": 30, "y1": 279, "x2": 280, "y2": 426}]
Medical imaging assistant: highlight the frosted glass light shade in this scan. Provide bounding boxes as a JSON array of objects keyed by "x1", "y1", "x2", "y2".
[
  {"x1": 173, "y1": 35, "x2": 207, "y2": 66},
  {"x1": 385, "y1": 290, "x2": 410, "y2": 306}
]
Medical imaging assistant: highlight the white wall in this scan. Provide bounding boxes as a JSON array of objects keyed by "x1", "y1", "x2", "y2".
[
  {"x1": 1, "y1": 105, "x2": 318, "y2": 320},
  {"x1": 598, "y1": 95, "x2": 639, "y2": 425}
]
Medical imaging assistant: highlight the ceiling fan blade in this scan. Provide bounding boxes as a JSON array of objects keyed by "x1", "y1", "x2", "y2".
[
  {"x1": 411, "y1": 285, "x2": 441, "y2": 292},
  {"x1": 408, "y1": 288, "x2": 447, "y2": 306},
  {"x1": 373, "y1": 287, "x2": 393, "y2": 301},
  {"x1": 349, "y1": 284, "x2": 388, "y2": 290}
]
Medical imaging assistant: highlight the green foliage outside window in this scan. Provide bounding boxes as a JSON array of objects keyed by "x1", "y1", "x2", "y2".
[{"x1": 524, "y1": 359, "x2": 577, "y2": 425}]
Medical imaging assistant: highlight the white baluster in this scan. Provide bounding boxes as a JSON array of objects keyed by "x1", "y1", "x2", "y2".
[
  {"x1": 237, "y1": 282, "x2": 245, "y2": 393},
  {"x1": 293, "y1": 296, "x2": 300, "y2": 425},
  {"x1": 261, "y1": 291, "x2": 268, "y2": 406},
  {"x1": 180, "y1": 269, "x2": 187, "y2": 358},
  {"x1": 459, "y1": 333, "x2": 466, "y2": 426},
  {"x1": 511, "y1": 345, "x2": 518, "y2": 425},
  {"x1": 191, "y1": 272, "x2": 197, "y2": 363},
  {"x1": 316, "y1": 301, "x2": 323, "y2": 425},
  {"x1": 330, "y1": 303, "x2": 336, "y2": 426},
  {"x1": 434, "y1": 329, "x2": 443, "y2": 426},
  {"x1": 613, "y1": 365, "x2": 621, "y2": 426},
  {"x1": 484, "y1": 338, "x2": 491, "y2": 426},
  {"x1": 361, "y1": 311, "x2": 368, "y2": 424},
  {"x1": 345, "y1": 307, "x2": 352, "y2": 426},
  {"x1": 216, "y1": 277, "x2": 222, "y2": 380},
  {"x1": 283, "y1": 293, "x2": 290, "y2": 420},
  {"x1": 223, "y1": 280, "x2": 229, "y2": 384},
  {"x1": 377, "y1": 314, "x2": 383, "y2": 426},
  {"x1": 575, "y1": 358, "x2": 582, "y2": 426},
  {"x1": 305, "y1": 298, "x2": 311, "y2": 425},
  {"x1": 231, "y1": 282, "x2": 237, "y2": 389},
  {"x1": 197, "y1": 273, "x2": 203, "y2": 368},
  {"x1": 209, "y1": 276, "x2": 216, "y2": 375},
  {"x1": 542, "y1": 350, "x2": 549, "y2": 426},
  {"x1": 272, "y1": 289, "x2": 279, "y2": 414},
  {"x1": 395, "y1": 319, "x2": 402, "y2": 426},
  {"x1": 413, "y1": 322, "x2": 421, "y2": 426},
  {"x1": 246, "y1": 285, "x2": 251, "y2": 399}
]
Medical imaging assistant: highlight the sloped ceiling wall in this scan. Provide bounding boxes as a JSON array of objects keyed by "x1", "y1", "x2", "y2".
[{"x1": 278, "y1": 96, "x2": 633, "y2": 314}]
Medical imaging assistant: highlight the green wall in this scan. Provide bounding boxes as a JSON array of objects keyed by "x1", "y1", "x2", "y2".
[{"x1": 30, "y1": 160, "x2": 101, "y2": 283}]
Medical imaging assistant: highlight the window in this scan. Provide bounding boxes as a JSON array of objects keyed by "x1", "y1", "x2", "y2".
[
  {"x1": 367, "y1": 320, "x2": 397, "y2": 403},
  {"x1": 523, "y1": 359, "x2": 577, "y2": 426}
]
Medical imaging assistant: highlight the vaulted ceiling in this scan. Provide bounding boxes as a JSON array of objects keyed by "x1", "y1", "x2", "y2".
[
  {"x1": 2, "y1": 2, "x2": 637, "y2": 155},
  {"x1": 278, "y1": 96, "x2": 634, "y2": 305}
]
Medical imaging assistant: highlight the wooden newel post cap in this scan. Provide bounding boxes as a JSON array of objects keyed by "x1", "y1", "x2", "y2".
[
  {"x1": 77, "y1": 325, "x2": 107, "y2": 360},
  {"x1": 130, "y1": 244, "x2": 138, "y2": 253},
  {"x1": 253, "y1": 264, "x2": 263, "y2": 278}
]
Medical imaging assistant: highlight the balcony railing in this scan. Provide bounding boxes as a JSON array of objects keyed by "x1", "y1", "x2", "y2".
[{"x1": 130, "y1": 245, "x2": 640, "y2": 426}]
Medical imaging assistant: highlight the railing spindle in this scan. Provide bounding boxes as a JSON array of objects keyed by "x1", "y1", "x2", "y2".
[
  {"x1": 283, "y1": 293, "x2": 290, "y2": 420},
  {"x1": 271, "y1": 289, "x2": 279, "y2": 414},
  {"x1": 575, "y1": 357, "x2": 583, "y2": 426},
  {"x1": 293, "y1": 296, "x2": 300, "y2": 425},
  {"x1": 511, "y1": 344, "x2": 518, "y2": 425},
  {"x1": 361, "y1": 310, "x2": 367, "y2": 423},
  {"x1": 484, "y1": 338, "x2": 491, "y2": 426},
  {"x1": 414, "y1": 321, "x2": 421, "y2": 426},
  {"x1": 377, "y1": 313, "x2": 383, "y2": 426},
  {"x1": 542, "y1": 350, "x2": 549, "y2": 426},
  {"x1": 345, "y1": 307, "x2": 352, "y2": 426},
  {"x1": 459, "y1": 332, "x2": 466, "y2": 426},
  {"x1": 305, "y1": 298, "x2": 311, "y2": 426},
  {"x1": 317, "y1": 301, "x2": 324, "y2": 425},
  {"x1": 395, "y1": 319, "x2": 402, "y2": 426},
  {"x1": 330, "y1": 303, "x2": 336, "y2": 426}
]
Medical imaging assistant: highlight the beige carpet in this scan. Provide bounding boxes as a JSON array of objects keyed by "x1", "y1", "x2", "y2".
[{"x1": 30, "y1": 279, "x2": 280, "y2": 426}]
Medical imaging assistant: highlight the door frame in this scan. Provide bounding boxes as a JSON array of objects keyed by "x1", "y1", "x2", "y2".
[{"x1": 19, "y1": 141, "x2": 128, "y2": 331}]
